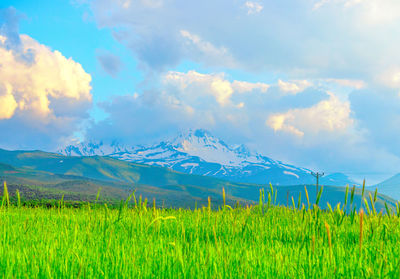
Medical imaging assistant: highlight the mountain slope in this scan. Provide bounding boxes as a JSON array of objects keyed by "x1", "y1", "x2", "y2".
[
  {"x1": 0, "y1": 148, "x2": 391, "y2": 209},
  {"x1": 59, "y1": 129, "x2": 357, "y2": 186},
  {"x1": 369, "y1": 173, "x2": 400, "y2": 200}
]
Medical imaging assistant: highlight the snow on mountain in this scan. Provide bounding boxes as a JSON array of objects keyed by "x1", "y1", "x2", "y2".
[
  {"x1": 61, "y1": 140, "x2": 130, "y2": 157},
  {"x1": 58, "y1": 129, "x2": 355, "y2": 186}
]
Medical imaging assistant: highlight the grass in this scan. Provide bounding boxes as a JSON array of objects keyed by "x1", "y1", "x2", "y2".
[{"x1": 1, "y1": 182, "x2": 400, "y2": 278}]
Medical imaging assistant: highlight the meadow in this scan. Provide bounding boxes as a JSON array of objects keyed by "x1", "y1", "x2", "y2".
[{"x1": 1, "y1": 182, "x2": 400, "y2": 278}]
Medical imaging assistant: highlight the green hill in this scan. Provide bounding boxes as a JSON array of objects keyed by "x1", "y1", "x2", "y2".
[{"x1": 0, "y1": 148, "x2": 396, "y2": 210}]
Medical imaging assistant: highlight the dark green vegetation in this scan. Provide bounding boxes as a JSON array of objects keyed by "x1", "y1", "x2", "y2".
[
  {"x1": 0, "y1": 148, "x2": 396, "y2": 210},
  {"x1": 1, "y1": 183, "x2": 400, "y2": 278}
]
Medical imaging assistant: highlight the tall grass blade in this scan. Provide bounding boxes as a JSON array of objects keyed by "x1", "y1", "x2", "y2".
[
  {"x1": 304, "y1": 186, "x2": 310, "y2": 210},
  {"x1": 95, "y1": 187, "x2": 102, "y2": 207},
  {"x1": 223, "y1": 188, "x2": 226, "y2": 209},
  {"x1": 362, "y1": 179, "x2": 365, "y2": 198},
  {"x1": 350, "y1": 185, "x2": 355, "y2": 205},
  {"x1": 369, "y1": 193, "x2": 376, "y2": 215},
  {"x1": 297, "y1": 192, "x2": 301, "y2": 210},
  {"x1": 385, "y1": 202, "x2": 391, "y2": 217},
  {"x1": 359, "y1": 209, "x2": 364, "y2": 255},
  {"x1": 2, "y1": 181, "x2": 10, "y2": 208},
  {"x1": 16, "y1": 189, "x2": 21, "y2": 208},
  {"x1": 324, "y1": 222, "x2": 332, "y2": 260},
  {"x1": 315, "y1": 186, "x2": 323, "y2": 206},
  {"x1": 269, "y1": 183, "x2": 274, "y2": 200},
  {"x1": 364, "y1": 198, "x2": 371, "y2": 216}
]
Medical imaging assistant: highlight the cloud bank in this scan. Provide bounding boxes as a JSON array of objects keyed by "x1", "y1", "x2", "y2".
[{"x1": 0, "y1": 8, "x2": 92, "y2": 150}]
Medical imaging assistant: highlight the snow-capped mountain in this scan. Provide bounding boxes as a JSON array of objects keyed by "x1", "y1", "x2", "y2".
[{"x1": 58, "y1": 129, "x2": 355, "y2": 186}]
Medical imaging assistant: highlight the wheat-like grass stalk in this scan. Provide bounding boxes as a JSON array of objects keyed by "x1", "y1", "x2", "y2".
[
  {"x1": 2, "y1": 181, "x2": 10, "y2": 208},
  {"x1": 304, "y1": 186, "x2": 310, "y2": 210},
  {"x1": 344, "y1": 185, "x2": 349, "y2": 210},
  {"x1": 297, "y1": 192, "x2": 301, "y2": 210},
  {"x1": 362, "y1": 179, "x2": 366, "y2": 199},
  {"x1": 369, "y1": 193, "x2": 376, "y2": 215},
  {"x1": 359, "y1": 209, "x2": 364, "y2": 255},
  {"x1": 16, "y1": 189, "x2": 21, "y2": 208},
  {"x1": 324, "y1": 222, "x2": 332, "y2": 261},
  {"x1": 222, "y1": 188, "x2": 226, "y2": 208},
  {"x1": 312, "y1": 235, "x2": 315, "y2": 254}
]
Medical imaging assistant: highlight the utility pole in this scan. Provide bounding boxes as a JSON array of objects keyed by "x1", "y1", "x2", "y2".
[{"x1": 311, "y1": 172, "x2": 324, "y2": 199}]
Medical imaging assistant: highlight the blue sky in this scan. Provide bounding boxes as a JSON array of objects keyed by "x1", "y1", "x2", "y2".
[{"x1": 1, "y1": 0, "x2": 400, "y2": 183}]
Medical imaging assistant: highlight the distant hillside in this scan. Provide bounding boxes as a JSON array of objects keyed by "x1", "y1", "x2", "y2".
[
  {"x1": 0, "y1": 148, "x2": 395, "y2": 210},
  {"x1": 369, "y1": 173, "x2": 400, "y2": 201}
]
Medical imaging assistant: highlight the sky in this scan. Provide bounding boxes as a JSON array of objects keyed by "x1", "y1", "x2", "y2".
[{"x1": 1, "y1": 0, "x2": 400, "y2": 184}]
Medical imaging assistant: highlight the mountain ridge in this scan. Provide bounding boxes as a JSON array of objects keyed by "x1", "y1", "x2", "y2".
[
  {"x1": 58, "y1": 129, "x2": 357, "y2": 186},
  {"x1": 0, "y1": 148, "x2": 395, "y2": 208},
  {"x1": 368, "y1": 174, "x2": 400, "y2": 201}
]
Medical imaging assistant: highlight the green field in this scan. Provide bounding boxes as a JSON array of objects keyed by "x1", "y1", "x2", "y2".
[{"x1": 1, "y1": 183, "x2": 400, "y2": 278}]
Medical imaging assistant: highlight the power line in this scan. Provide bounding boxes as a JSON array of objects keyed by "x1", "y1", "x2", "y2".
[{"x1": 311, "y1": 171, "x2": 324, "y2": 199}]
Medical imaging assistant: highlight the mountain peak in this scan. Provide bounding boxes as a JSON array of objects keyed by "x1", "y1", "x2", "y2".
[
  {"x1": 193, "y1": 129, "x2": 212, "y2": 138},
  {"x1": 173, "y1": 129, "x2": 215, "y2": 142},
  {"x1": 234, "y1": 144, "x2": 251, "y2": 157},
  {"x1": 166, "y1": 129, "x2": 246, "y2": 165},
  {"x1": 170, "y1": 129, "x2": 225, "y2": 147}
]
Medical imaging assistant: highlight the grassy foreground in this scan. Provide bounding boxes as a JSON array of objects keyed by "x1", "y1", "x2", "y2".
[{"x1": 1, "y1": 184, "x2": 400, "y2": 278}]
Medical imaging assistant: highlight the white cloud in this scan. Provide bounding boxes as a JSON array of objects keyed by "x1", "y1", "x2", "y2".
[
  {"x1": 278, "y1": 79, "x2": 313, "y2": 94},
  {"x1": 313, "y1": 0, "x2": 400, "y2": 26},
  {"x1": 163, "y1": 71, "x2": 269, "y2": 107},
  {"x1": 313, "y1": 0, "x2": 331, "y2": 10},
  {"x1": 377, "y1": 68, "x2": 400, "y2": 89},
  {"x1": 244, "y1": 1, "x2": 263, "y2": 14},
  {"x1": 90, "y1": 0, "x2": 400, "y2": 83},
  {"x1": 163, "y1": 70, "x2": 269, "y2": 106},
  {"x1": 322, "y1": 78, "x2": 366, "y2": 89},
  {"x1": 0, "y1": 85, "x2": 17, "y2": 119},
  {"x1": 313, "y1": 0, "x2": 364, "y2": 10},
  {"x1": 266, "y1": 92, "x2": 353, "y2": 137},
  {"x1": 267, "y1": 114, "x2": 305, "y2": 137},
  {"x1": 89, "y1": 69, "x2": 280, "y2": 145},
  {"x1": 232, "y1": 80, "x2": 269, "y2": 93},
  {"x1": 344, "y1": 0, "x2": 364, "y2": 7},
  {"x1": 120, "y1": 0, "x2": 163, "y2": 9},
  {"x1": 0, "y1": 32, "x2": 92, "y2": 149},
  {"x1": 180, "y1": 30, "x2": 236, "y2": 68},
  {"x1": 0, "y1": 34, "x2": 92, "y2": 118}
]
